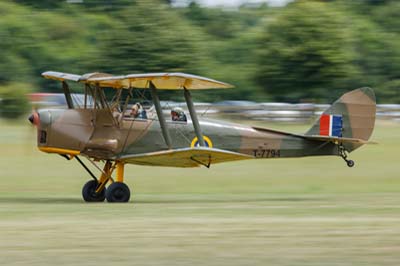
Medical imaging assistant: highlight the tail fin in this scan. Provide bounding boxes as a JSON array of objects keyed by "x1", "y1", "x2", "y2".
[{"x1": 305, "y1": 87, "x2": 376, "y2": 152}]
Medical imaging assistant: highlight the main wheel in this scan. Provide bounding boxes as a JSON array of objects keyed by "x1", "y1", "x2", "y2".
[
  {"x1": 82, "y1": 180, "x2": 106, "y2": 202},
  {"x1": 347, "y1": 160, "x2": 355, "y2": 168},
  {"x1": 106, "y1": 182, "x2": 130, "y2": 203}
]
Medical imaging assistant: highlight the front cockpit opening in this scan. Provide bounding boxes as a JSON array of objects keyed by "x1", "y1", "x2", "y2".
[{"x1": 62, "y1": 79, "x2": 155, "y2": 125}]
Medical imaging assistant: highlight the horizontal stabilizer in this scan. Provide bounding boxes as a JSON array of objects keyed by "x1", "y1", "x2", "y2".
[
  {"x1": 119, "y1": 147, "x2": 253, "y2": 168},
  {"x1": 303, "y1": 135, "x2": 377, "y2": 145}
]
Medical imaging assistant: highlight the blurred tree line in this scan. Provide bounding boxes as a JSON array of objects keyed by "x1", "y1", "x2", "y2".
[{"x1": 1, "y1": 0, "x2": 400, "y2": 118}]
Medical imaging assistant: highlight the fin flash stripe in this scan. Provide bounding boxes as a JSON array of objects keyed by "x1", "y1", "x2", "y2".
[{"x1": 320, "y1": 114, "x2": 342, "y2": 137}]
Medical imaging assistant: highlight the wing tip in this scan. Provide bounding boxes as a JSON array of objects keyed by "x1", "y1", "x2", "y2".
[{"x1": 42, "y1": 71, "x2": 234, "y2": 90}]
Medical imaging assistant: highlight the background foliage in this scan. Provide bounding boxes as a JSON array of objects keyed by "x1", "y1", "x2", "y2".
[{"x1": 0, "y1": 0, "x2": 400, "y2": 107}]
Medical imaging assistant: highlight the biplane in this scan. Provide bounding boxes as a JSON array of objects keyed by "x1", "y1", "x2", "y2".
[{"x1": 29, "y1": 71, "x2": 376, "y2": 202}]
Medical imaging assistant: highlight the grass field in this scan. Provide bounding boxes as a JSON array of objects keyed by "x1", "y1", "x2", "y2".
[{"x1": 0, "y1": 119, "x2": 399, "y2": 265}]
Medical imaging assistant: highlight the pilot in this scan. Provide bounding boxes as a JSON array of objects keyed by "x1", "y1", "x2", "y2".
[
  {"x1": 131, "y1": 103, "x2": 147, "y2": 119},
  {"x1": 171, "y1": 107, "x2": 187, "y2": 122},
  {"x1": 112, "y1": 106, "x2": 122, "y2": 120},
  {"x1": 130, "y1": 104, "x2": 139, "y2": 118}
]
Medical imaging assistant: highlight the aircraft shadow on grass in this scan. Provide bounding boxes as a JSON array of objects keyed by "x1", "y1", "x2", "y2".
[
  {"x1": 0, "y1": 197, "x2": 83, "y2": 204},
  {"x1": 0, "y1": 196, "x2": 322, "y2": 204}
]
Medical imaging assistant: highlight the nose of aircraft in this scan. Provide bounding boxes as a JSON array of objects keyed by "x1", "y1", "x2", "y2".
[
  {"x1": 28, "y1": 114, "x2": 34, "y2": 124},
  {"x1": 28, "y1": 112, "x2": 39, "y2": 126}
]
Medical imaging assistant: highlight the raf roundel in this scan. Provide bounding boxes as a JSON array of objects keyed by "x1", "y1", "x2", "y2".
[{"x1": 190, "y1": 136, "x2": 213, "y2": 148}]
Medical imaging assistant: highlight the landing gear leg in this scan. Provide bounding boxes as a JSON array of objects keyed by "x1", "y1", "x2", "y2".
[
  {"x1": 106, "y1": 162, "x2": 130, "y2": 203},
  {"x1": 81, "y1": 160, "x2": 113, "y2": 202},
  {"x1": 339, "y1": 145, "x2": 355, "y2": 168},
  {"x1": 75, "y1": 157, "x2": 131, "y2": 203}
]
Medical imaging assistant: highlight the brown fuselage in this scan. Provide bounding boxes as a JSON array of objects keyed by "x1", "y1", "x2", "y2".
[{"x1": 36, "y1": 108, "x2": 338, "y2": 163}]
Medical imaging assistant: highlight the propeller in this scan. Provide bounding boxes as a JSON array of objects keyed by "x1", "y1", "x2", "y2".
[{"x1": 28, "y1": 112, "x2": 39, "y2": 127}]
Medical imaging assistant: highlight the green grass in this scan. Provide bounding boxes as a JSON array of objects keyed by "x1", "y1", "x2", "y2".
[{"x1": 0, "y1": 119, "x2": 400, "y2": 265}]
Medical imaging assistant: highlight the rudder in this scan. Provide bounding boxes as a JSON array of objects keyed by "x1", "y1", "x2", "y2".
[{"x1": 305, "y1": 87, "x2": 376, "y2": 152}]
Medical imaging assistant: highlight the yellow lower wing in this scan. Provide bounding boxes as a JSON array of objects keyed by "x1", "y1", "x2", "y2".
[{"x1": 119, "y1": 148, "x2": 253, "y2": 168}]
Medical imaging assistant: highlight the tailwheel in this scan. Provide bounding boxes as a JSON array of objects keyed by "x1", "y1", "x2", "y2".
[
  {"x1": 82, "y1": 180, "x2": 106, "y2": 202},
  {"x1": 347, "y1": 160, "x2": 355, "y2": 168},
  {"x1": 339, "y1": 145, "x2": 355, "y2": 168},
  {"x1": 106, "y1": 182, "x2": 131, "y2": 203}
]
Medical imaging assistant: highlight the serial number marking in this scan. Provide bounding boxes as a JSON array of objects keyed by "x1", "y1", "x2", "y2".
[{"x1": 253, "y1": 149, "x2": 281, "y2": 158}]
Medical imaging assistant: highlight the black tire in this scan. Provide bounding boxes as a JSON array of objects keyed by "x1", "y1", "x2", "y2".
[
  {"x1": 347, "y1": 160, "x2": 355, "y2": 168},
  {"x1": 82, "y1": 180, "x2": 106, "y2": 202},
  {"x1": 106, "y1": 182, "x2": 131, "y2": 203}
]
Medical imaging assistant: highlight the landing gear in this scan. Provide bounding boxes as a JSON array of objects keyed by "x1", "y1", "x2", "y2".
[
  {"x1": 74, "y1": 157, "x2": 131, "y2": 203},
  {"x1": 339, "y1": 145, "x2": 355, "y2": 168},
  {"x1": 346, "y1": 160, "x2": 355, "y2": 168},
  {"x1": 82, "y1": 180, "x2": 106, "y2": 202},
  {"x1": 106, "y1": 182, "x2": 130, "y2": 203}
]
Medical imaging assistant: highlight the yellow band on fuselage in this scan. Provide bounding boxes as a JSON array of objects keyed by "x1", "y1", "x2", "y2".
[
  {"x1": 190, "y1": 135, "x2": 213, "y2": 148},
  {"x1": 38, "y1": 146, "x2": 81, "y2": 156}
]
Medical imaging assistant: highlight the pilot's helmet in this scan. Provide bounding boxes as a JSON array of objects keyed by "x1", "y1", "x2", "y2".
[{"x1": 171, "y1": 107, "x2": 184, "y2": 119}]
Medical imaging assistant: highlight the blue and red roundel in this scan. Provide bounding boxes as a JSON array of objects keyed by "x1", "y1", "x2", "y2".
[{"x1": 319, "y1": 114, "x2": 343, "y2": 137}]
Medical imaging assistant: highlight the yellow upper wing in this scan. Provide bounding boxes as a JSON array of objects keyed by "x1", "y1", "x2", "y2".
[
  {"x1": 42, "y1": 71, "x2": 233, "y2": 90},
  {"x1": 118, "y1": 147, "x2": 253, "y2": 168}
]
